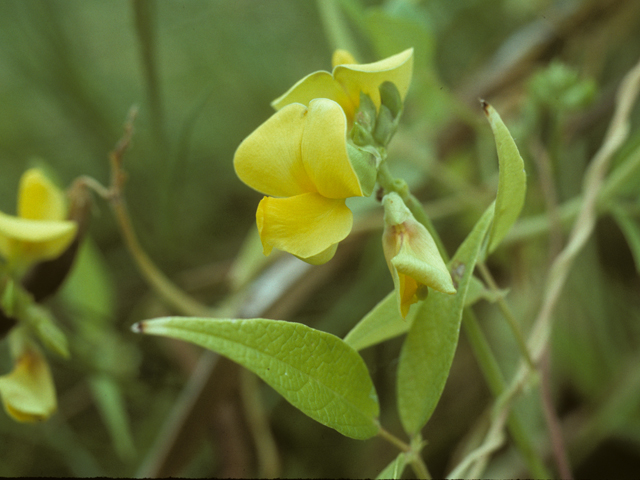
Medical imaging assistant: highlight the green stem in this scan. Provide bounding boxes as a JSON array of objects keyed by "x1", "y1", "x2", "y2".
[
  {"x1": 377, "y1": 428, "x2": 431, "y2": 480},
  {"x1": 239, "y1": 369, "x2": 281, "y2": 478},
  {"x1": 477, "y1": 261, "x2": 535, "y2": 369},
  {"x1": 376, "y1": 161, "x2": 550, "y2": 477},
  {"x1": 410, "y1": 455, "x2": 431, "y2": 480},
  {"x1": 132, "y1": 0, "x2": 165, "y2": 146},
  {"x1": 316, "y1": 0, "x2": 362, "y2": 59},
  {"x1": 377, "y1": 162, "x2": 449, "y2": 257},
  {"x1": 462, "y1": 310, "x2": 551, "y2": 478},
  {"x1": 109, "y1": 194, "x2": 212, "y2": 317},
  {"x1": 378, "y1": 426, "x2": 411, "y2": 452},
  {"x1": 90, "y1": 109, "x2": 213, "y2": 318}
]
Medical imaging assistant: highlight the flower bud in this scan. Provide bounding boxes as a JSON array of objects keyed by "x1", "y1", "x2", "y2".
[
  {"x1": 355, "y1": 92, "x2": 377, "y2": 131},
  {"x1": 347, "y1": 143, "x2": 380, "y2": 197},
  {"x1": 382, "y1": 192, "x2": 455, "y2": 318},
  {"x1": 350, "y1": 122, "x2": 375, "y2": 147},
  {"x1": 373, "y1": 105, "x2": 397, "y2": 147},
  {"x1": 0, "y1": 334, "x2": 57, "y2": 422},
  {"x1": 379, "y1": 81, "x2": 403, "y2": 119}
]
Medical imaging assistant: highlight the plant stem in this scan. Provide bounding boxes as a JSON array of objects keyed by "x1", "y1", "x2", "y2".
[
  {"x1": 377, "y1": 426, "x2": 410, "y2": 452},
  {"x1": 410, "y1": 455, "x2": 431, "y2": 480},
  {"x1": 376, "y1": 162, "x2": 449, "y2": 257},
  {"x1": 462, "y1": 310, "x2": 551, "y2": 478},
  {"x1": 477, "y1": 261, "x2": 535, "y2": 369},
  {"x1": 316, "y1": 0, "x2": 362, "y2": 59},
  {"x1": 239, "y1": 369, "x2": 281, "y2": 478},
  {"x1": 377, "y1": 427, "x2": 431, "y2": 479},
  {"x1": 377, "y1": 160, "x2": 550, "y2": 477},
  {"x1": 109, "y1": 194, "x2": 212, "y2": 317},
  {"x1": 89, "y1": 108, "x2": 213, "y2": 318}
]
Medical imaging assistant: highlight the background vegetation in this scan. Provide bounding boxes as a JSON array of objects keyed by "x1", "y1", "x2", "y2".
[{"x1": 1, "y1": 0, "x2": 640, "y2": 477}]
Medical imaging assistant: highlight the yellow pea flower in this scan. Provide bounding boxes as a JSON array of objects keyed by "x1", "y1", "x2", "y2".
[
  {"x1": 0, "y1": 337, "x2": 56, "y2": 422},
  {"x1": 234, "y1": 98, "x2": 364, "y2": 264},
  {"x1": 0, "y1": 169, "x2": 77, "y2": 273},
  {"x1": 382, "y1": 193, "x2": 456, "y2": 318},
  {"x1": 271, "y1": 48, "x2": 414, "y2": 122}
]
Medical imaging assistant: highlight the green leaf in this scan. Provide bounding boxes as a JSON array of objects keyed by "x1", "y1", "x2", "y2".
[
  {"x1": 134, "y1": 317, "x2": 380, "y2": 440},
  {"x1": 343, "y1": 273, "x2": 498, "y2": 353},
  {"x1": 59, "y1": 238, "x2": 116, "y2": 326},
  {"x1": 343, "y1": 291, "x2": 408, "y2": 351},
  {"x1": 375, "y1": 452, "x2": 407, "y2": 480},
  {"x1": 25, "y1": 304, "x2": 69, "y2": 359},
  {"x1": 397, "y1": 206, "x2": 494, "y2": 435},
  {"x1": 482, "y1": 101, "x2": 526, "y2": 254}
]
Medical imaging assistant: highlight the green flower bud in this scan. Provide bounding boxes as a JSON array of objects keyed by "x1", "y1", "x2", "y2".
[
  {"x1": 350, "y1": 121, "x2": 375, "y2": 147},
  {"x1": 382, "y1": 192, "x2": 455, "y2": 318},
  {"x1": 347, "y1": 143, "x2": 381, "y2": 197},
  {"x1": 356, "y1": 91, "x2": 377, "y2": 131},
  {"x1": 379, "y1": 81, "x2": 403, "y2": 119},
  {"x1": 373, "y1": 105, "x2": 397, "y2": 147}
]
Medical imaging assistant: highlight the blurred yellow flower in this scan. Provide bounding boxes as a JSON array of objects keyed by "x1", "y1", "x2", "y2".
[
  {"x1": 0, "y1": 169, "x2": 77, "y2": 273},
  {"x1": 382, "y1": 193, "x2": 455, "y2": 318},
  {"x1": 271, "y1": 48, "x2": 413, "y2": 122},
  {"x1": 0, "y1": 339, "x2": 56, "y2": 422},
  {"x1": 234, "y1": 98, "x2": 364, "y2": 264}
]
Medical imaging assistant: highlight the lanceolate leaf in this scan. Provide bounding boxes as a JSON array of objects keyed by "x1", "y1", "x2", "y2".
[
  {"x1": 134, "y1": 317, "x2": 380, "y2": 440},
  {"x1": 482, "y1": 101, "x2": 526, "y2": 254},
  {"x1": 343, "y1": 270, "x2": 496, "y2": 352},
  {"x1": 343, "y1": 291, "x2": 409, "y2": 351},
  {"x1": 397, "y1": 206, "x2": 494, "y2": 435}
]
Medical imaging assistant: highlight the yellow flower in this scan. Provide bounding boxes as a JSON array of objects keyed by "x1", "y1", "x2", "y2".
[
  {"x1": 0, "y1": 169, "x2": 77, "y2": 273},
  {"x1": 271, "y1": 48, "x2": 413, "y2": 122},
  {"x1": 382, "y1": 193, "x2": 456, "y2": 318},
  {"x1": 0, "y1": 339, "x2": 56, "y2": 422},
  {"x1": 234, "y1": 98, "x2": 364, "y2": 264}
]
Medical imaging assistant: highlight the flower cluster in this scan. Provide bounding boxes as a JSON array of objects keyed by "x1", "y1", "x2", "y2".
[
  {"x1": 234, "y1": 98, "x2": 363, "y2": 264},
  {"x1": 234, "y1": 47, "x2": 455, "y2": 317},
  {"x1": 234, "y1": 48, "x2": 413, "y2": 264},
  {"x1": 0, "y1": 168, "x2": 84, "y2": 422}
]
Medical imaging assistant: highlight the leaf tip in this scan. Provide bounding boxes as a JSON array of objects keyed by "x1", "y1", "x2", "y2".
[
  {"x1": 131, "y1": 321, "x2": 144, "y2": 334},
  {"x1": 479, "y1": 98, "x2": 490, "y2": 115}
]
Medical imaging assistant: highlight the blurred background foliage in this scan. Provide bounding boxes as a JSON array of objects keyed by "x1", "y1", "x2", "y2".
[{"x1": 1, "y1": 0, "x2": 640, "y2": 478}]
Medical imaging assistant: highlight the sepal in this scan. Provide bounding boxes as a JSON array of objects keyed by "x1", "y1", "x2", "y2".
[{"x1": 347, "y1": 143, "x2": 380, "y2": 197}]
